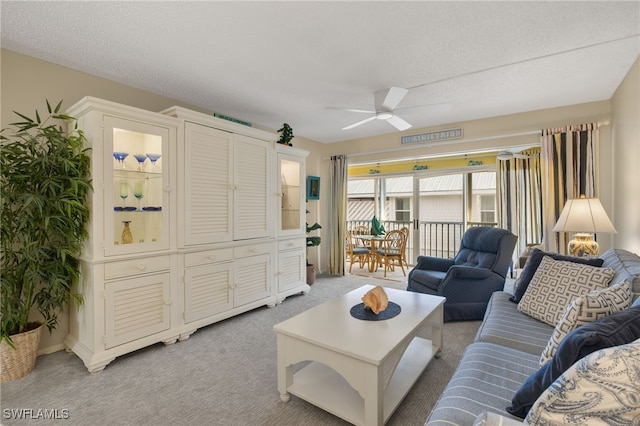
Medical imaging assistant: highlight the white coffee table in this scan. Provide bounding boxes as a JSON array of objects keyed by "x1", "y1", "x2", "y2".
[{"x1": 273, "y1": 285, "x2": 444, "y2": 425}]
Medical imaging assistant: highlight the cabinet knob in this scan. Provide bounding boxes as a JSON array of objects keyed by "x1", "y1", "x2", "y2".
[
  {"x1": 250, "y1": 248, "x2": 257, "y2": 253},
  {"x1": 163, "y1": 186, "x2": 171, "y2": 192},
  {"x1": 208, "y1": 254, "x2": 216, "y2": 260},
  {"x1": 288, "y1": 242, "x2": 294, "y2": 247},
  {"x1": 164, "y1": 299, "x2": 172, "y2": 305},
  {"x1": 137, "y1": 263, "x2": 147, "y2": 271}
]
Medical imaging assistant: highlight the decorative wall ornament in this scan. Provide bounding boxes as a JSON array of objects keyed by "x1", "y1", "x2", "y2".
[
  {"x1": 401, "y1": 128, "x2": 463, "y2": 145},
  {"x1": 213, "y1": 113, "x2": 252, "y2": 127},
  {"x1": 307, "y1": 176, "x2": 320, "y2": 200}
]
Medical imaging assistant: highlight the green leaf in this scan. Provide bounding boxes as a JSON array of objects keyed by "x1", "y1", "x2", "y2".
[
  {"x1": 1, "y1": 100, "x2": 91, "y2": 341},
  {"x1": 12, "y1": 111, "x2": 33, "y2": 123}
]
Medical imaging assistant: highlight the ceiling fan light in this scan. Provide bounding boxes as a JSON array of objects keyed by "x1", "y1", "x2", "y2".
[{"x1": 376, "y1": 112, "x2": 393, "y2": 120}]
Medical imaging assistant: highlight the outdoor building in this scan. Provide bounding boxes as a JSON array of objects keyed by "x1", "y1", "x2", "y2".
[{"x1": 348, "y1": 171, "x2": 496, "y2": 261}]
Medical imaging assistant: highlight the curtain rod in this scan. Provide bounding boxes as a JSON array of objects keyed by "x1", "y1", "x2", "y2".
[{"x1": 324, "y1": 120, "x2": 609, "y2": 160}]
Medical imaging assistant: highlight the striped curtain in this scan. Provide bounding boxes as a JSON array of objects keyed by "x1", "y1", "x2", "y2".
[
  {"x1": 541, "y1": 123, "x2": 600, "y2": 253},
  {"x1": 328, "y1": 155, "x2": 348, "y2": 275},
  {"x1": 497, "y1": 147, "x2": 543, "y2": 259}
]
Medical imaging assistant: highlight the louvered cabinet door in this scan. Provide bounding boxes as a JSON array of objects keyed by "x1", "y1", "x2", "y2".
[
  {"x1": 184, "y1": 262, "x2": 233, "y2": 323},
  {"x1": 233, "y1": 135, "x2": 273, "y2": 240},
  {"x1": 104, "y1": 273, "x2": 171, "y2": 349},
  {"x1": 233, "y1": 244, "x2": 274, "y2": 306},
  {"x1": 183, "y1": 122, "x2": 234, "y2": 245},
  {"x1": 277, "y1": 238, "x2": 307, "y2": 294}
]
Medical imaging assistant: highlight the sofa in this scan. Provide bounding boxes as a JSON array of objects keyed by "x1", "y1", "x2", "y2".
[{"x1": 425, "y1": 248, "x2": 640, "y2": 425}]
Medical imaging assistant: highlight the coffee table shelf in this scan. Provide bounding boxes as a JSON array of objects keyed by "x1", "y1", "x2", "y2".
[{"x1": 288, "y1": 337, "x2": 434, "y2": 425}]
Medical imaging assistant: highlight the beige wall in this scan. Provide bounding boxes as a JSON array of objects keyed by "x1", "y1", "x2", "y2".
[
  {"x1": 2, "y1": 50, "x2": 213, "y2": 125},
  {"x1": 314, "y1": 58, "x2": 639, "y2": 272},
  {"x1": 1, "y1": 49, "x2": 326, "y2": 353},
  {"x1": 611, "y1": 57, "x2": 640, "y2": 253},
  {"x1": 2, "y1": 48, "x2": 637, "y2": 353}
]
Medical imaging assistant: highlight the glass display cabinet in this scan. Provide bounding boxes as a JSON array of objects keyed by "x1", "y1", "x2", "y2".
[
  {"x1": 64, "y1": 97, "x2": 179, "y2": 373},
  {"x1": 276, "y1": 145, "x2": 310, "y2": 302},
  {"x1": 277, "y1": 145, "x2": 308, "y2": 237},
  {"x1": 104, "y1": 116, "x2": 171, "y2": 255}
]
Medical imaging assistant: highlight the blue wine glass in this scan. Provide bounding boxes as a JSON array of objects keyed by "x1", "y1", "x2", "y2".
[
  {"x1": 145, "y1": 153, "x2": 161, "y2": 168},
  {"x1": 133, "y1": 154, "x2": 147, "y2": 172},
  {"x1": 113, "y1": 152, "x2": 128, "y2": 169}
]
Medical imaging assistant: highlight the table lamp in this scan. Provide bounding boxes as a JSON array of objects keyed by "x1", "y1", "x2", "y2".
[{"x1": 552, "y1": 195, "x2": 616, "y2": 257}]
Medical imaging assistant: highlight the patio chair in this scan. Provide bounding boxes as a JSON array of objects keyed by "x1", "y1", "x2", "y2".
[
  {"x1": 346, "y1": 230, "x2": 370, "y2": 273},
  {"x1": 375, "y1": 229, "x2": 407, "y2": 277},
  {"x1": 399, "y1": 227, "x2": 410, "y2": 269}
]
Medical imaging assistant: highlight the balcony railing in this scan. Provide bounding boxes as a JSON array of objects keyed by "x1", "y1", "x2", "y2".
[{"x1": 347, "y1": 220, "x2": 496, "y2": 264}]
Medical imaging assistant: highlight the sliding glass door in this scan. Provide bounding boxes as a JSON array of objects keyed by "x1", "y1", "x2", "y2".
[{"x1": 347, "y1": 167, "x2": 496, "y2": 267}]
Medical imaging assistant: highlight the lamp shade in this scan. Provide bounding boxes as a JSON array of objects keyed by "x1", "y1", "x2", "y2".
[{"x1": 552, "y1": 197, "x2": 617, "y2": 234}]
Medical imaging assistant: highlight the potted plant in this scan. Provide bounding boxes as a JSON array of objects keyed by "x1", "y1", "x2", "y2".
[
  {"x1": 306, "y1": 210, "x2": 321, "y2": 285},
  {"x1": 277, "y1": 123, "x2": 294, "y2": 146},
  {"x1": 0, "y1": 100, "x2": 92, "y2": 382}
]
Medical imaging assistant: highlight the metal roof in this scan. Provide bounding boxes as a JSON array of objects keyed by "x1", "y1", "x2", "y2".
[{"x1": 348, "y1": 172, "x2": 496, "y2": 197}]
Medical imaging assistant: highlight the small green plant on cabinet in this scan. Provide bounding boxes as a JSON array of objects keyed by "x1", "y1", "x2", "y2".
[
  {"x1": 277, "y1": 123, "x2": 294, "y2": 146},
  {"x1": 1, "y1": 100, "x2": 92, "y2": 346}
]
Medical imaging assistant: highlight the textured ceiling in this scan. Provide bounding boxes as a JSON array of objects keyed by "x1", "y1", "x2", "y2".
[{"x1": 2, "y1": 1, "x2": 639, "y2": 143}]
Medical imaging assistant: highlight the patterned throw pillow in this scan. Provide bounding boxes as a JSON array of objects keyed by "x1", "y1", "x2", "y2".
[
  {"x1": 539, "y1": 281, "x2": 632, "y2": 365},
  {"x1": 526, "y1": 339, "x2": 640, "y2": 425},
  {"x1": 510, "y1": 248, "x2": 604, "y2": 303},
  {"x1": 517, "y1": 256, "x2": 615, "y2": 327}
]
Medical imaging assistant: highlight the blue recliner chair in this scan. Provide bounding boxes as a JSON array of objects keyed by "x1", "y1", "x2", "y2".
[{"x1": 407, "y1": 227, "x2": 517, "y2": 321}]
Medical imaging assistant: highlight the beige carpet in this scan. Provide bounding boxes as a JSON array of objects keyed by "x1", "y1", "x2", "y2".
[{"x1": 1, "y1": 274, "x2": 480, "y2": 426}]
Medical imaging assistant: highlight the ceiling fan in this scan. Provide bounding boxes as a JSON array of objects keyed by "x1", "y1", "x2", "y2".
[
  {"x1": 496, "y1": 150, "x2": 530, "y2": 161},
  {"x1": 327, "y1": 87, "x2": 451, "y2": 132}
]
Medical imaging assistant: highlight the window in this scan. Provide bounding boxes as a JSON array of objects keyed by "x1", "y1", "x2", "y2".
[
  {"x1": 395, "y1": 197, "x2": 410, "y2": 222},
  {"x1": 480, "y1": 195, "x2": 496, "y2": 223}
]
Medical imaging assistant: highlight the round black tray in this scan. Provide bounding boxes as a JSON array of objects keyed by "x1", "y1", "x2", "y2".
[{"x1": 350, "y1": 301, "x2": 401, "y2": 321}]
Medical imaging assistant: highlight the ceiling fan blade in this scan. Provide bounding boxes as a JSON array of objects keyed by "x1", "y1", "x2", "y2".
[
  {"x1": 342, "y1": 115, "x2": 376, "y2": 130},
  {"x1": 394, "y1": 102, "x2": 453, "y2": 113},
  {"x1": 325, "y1": 106, "x2": 376, "y2": 114},
  {"x1": 513, "y1": 153, "x2": 530, "y2": 159},
  {"x1": 374, "y1": 87, "x2": 408, "y2": 111},
  {"x1": 386, "y1": 115, "x2": 412, "y2": 131}
]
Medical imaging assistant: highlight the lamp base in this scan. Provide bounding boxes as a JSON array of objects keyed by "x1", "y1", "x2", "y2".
[{"x1": 568, "y1": 233, "x2": 600, "y2": 257}]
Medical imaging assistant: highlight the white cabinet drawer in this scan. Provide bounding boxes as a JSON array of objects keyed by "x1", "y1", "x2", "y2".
[
  {"x1": 278, "y1": 238, "x2": 305, "y2": 251},
  {"x1": 104, "y1": 255, "x2": 170, "y2": 280},
  {"x1": 234, "y1": 242, "x2": 273, "y2": 259},
  {"x1": 184, "y1": 248, "x2": 233, "y2": 267}
]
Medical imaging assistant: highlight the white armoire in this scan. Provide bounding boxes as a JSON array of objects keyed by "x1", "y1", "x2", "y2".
[{"x1": 64, "y1": 97, "x2": 308, "y2": 372}]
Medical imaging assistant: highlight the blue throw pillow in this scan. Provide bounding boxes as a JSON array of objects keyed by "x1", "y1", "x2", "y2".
[
  {"x1": 506, "y1": 306, "x2": 640, "y2": 419},
  {"x1": 510, "y1": 249, "x2": 604, "y2": 303}
]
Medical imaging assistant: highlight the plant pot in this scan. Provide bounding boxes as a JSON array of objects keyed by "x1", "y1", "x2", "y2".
[
  {"x1": 306, "y1": 264, "x2": 316, "y2": 285},
  {"x1": 1, "y1": 323, "x2": 43, "y2": 383}
]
